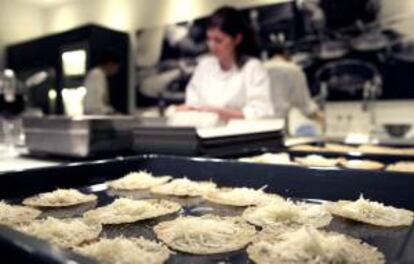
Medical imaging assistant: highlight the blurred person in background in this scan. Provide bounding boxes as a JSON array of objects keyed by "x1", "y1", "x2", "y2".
[
  {"x1": 84, "y1": 51, "x2": 120, "y2": 115},
  {"x1": 265, "y1": 44, "x2": 325, "y2": 129},
  {"x1": 178, "y1": 6, "x2": 274, "y2": 121}
]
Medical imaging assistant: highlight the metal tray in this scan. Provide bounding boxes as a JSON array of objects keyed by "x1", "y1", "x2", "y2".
[
  {"x1": 286, "y1": 141, "x2": 414, "y2": 164},
  {"x1": 0, "y1": 155, "x2": 414, "y2": 263},
  {"x1": 224, "y1": 148, "x2": 414, "y2": 173}
]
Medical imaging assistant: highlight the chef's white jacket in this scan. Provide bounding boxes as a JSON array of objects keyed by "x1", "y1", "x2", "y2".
[
  {"x1": 265, "y1": 57, "x2": 318, "y2": 119},
  {"x1": 185, "y1": 56, "x2": 275, "y2": 119},
  {"x1": 83, "y1": 67, "x2": 113, "y2": 115}
]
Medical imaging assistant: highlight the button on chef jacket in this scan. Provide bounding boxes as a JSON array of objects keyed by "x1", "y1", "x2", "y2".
[
  {"x1": 264, "y1": 57, "x2": 318, "y2": 119},
  {"x1": 185, "y1": 56, "x2": 275, "y2": 119}
]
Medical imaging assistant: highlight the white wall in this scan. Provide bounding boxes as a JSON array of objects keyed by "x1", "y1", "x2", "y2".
[
  {"x1": 41, "y1": 0, "x2": 414, "y2": 37},
  {"x1": 43, "y1": 0, "x2": 291, "y2": 34},
  {"x1": 0, "y1": 0, "x2": 45, "y2": 69},
  {"x1": 380, "y1": 0, "x2": 414, "y2": 38}
]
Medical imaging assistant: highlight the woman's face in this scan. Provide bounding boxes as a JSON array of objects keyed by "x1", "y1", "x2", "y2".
[{"x1": 207, "y1": 27, "x2": 242, "y2": 65}]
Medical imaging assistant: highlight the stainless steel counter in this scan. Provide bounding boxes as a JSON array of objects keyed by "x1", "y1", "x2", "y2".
[
  {"x1": 0, "y1": 145, "x2": 60, "y2": 173},
  {"x1": 0, "y1": 157, "x2": 60, "y2": 173}
]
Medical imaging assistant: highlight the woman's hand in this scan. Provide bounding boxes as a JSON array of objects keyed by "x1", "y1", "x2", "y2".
[
  {"x1": 175, "y1": 104, "x2": 199, "y2": 111},
  {"x1": 197, "y1": 106, "x2": 244, "y2": 120},
  {"x1": 310, "y1": 110, "x2": 326, "y2": 132},
  {"x1": 175, "y1": 104, "x2": 244, "y2": 120}
]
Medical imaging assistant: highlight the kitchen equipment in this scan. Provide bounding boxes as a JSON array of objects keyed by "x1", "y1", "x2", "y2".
[
  {"x1": 384, "y1": 124, "x2": 412, "y2": 138},
  {"x1": 133, "y1": 119, "x2": 285, "y2": 157},
  {"x1": 314, "y1": 40, "x2": 350, "y2": 61},
  {"x1": 23, "y1": 116, "x2": 136, "y2": 158},
  {"x1": 316, "y1": 59, "x2": 381, "y2": 97},
  {"x1": 315, "y1": 60, "x2": 382, "y2": 136},
  {"x1": 350, "y1": 31, "x2": 390, "y2": 52}
]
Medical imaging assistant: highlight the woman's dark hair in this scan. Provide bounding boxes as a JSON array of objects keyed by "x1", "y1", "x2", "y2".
[{"x1": 208, "y1": 6, "x2": 260, "y2": 67}]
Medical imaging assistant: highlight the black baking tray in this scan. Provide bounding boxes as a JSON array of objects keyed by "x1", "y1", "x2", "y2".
[
  {"x1": 1, "y1": 155, "x2": 414, "y2": 263},
  {"x1": 222, "y1": 148, "x2": 414, "y2": 172}
]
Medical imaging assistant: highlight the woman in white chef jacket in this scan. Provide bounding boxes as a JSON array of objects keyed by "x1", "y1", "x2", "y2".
[{"x1": 178, "y1": 7, "x2": 274, "y2": 120}]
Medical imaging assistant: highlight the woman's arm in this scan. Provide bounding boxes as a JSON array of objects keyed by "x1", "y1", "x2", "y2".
[
  {"x1": 196, "y1": 106, "x2": 244, "y2": 120},
  {"x1": 290, "y1": 67, "x2": 325, "y2": 128},
  {"x1": 176, "y1": 104, "x2": 243, "y2": 120}
]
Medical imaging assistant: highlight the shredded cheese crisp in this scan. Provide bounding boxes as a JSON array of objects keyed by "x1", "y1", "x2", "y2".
[
  {"x1": 150, "y1": 178, "x2": 216, "y2": 197},
  {"x1": 357, "y1": 144, "x2": 400, "y2": 155},
  {"x1": 76, "y1": 236, "x2": 171, "y2": 264},
  {"x1": 339, "y1": 159, "x2": 384, "y2": 170},
  {"x1": 83, "y1": 198, "x2": 181, "y2": 224},
  {"x1": 107, "y1": 171, "x2": 172, "y2": 190},
  {"x1": 204, "y1": 187, "x2": 283, "y2": 207},
  {"x1": 247, "y1": 227, "x2": 385, "y2": 264},
  {"x1": 239, "y1": 153, "x2": 296, "y2": 166},
  {"x1": 386, "y1": 161, "x2": 414, "y2": 172},
  {"x1": 0, "y1": 201, "x2": 41, "y2": 227},
  {"x1": 243, "y1": 200, "x2": 332, "y2": 228},
  {"x1": 295, "y1": 155, "x2": 341, "y2": 167},
  {"x1": 253, "y1": 223, "x2": 303, "y2": 243},
  {"x1": 19, "y1": 217, "x2": 101, "y2": 248},
  {"x1": 23, "y1": 189, "x2": 97, "y2": 207},
  {"x1": 290, "y1": 145, "x2": 323, "y2": 152},
  {"x1": 327, "y1": 195, "x2": 414, "y2": 227},
  {"x1": 154, "y1": 215, "x2": 256, "y2": 254},
  {"x1": 324, "y1": 143, "x2": 358, "y2": 153}
]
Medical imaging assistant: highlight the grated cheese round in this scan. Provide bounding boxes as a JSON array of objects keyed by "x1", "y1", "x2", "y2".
[
  {"x1": 76, "y1": 236, "x2": 171, "y2": 264},
  {"x1": 19, "y1": 217, "x2": 101, "y2": 248},
  {"x1": 324, "y1": 143, "x2": 358, "y2": 153},
  {"x1": 290, "y1": 145, "x2": 323, "y2": 152},
  {"x1": 248, "y1": 227, "x2": 385, "y2": 264},
  {"x1": 107, "y1": 171, "x2": 172, "y2": 190},
  {"x1": 0, "y1": 201, "x2": 41, "y2": 227},
  {"x1": 242, "y1": 200, "x2": 332, "y2": 228},
  {"x1": 23, "y1": 189, "x2": 97, "y2": 207},
  {"x1": 154, "y1": 215, "x2": 256, "y2": 254},
  {"x1": 339, "y1": 159, "x2": 384, "y2": 170},
  {"x1": 386, "y1": 161, "x2": 414, "y2": 173},
  {"x1": 83, "y1": 198, "x2": 181, "y2": 225},
  {"x1": 204, "y1": 187, "x2": 283, "y2": 207},
  {"x1": 150, "y1": 178, "x2": 216, "y2": 197},
  {"x1": 357, "y1": 144, "x2": 400, "y2": 155},
  {"x1": 253, "y1": 223, "x2": 303, "y2": 244},
  {"x1": 294, "y1": 155, "x2": 341, "y2": 167},
  {"x1": 327, "y1": 196, "x2": 414, "y2": 227},
  {"x1": 239, "y1": 153, "x2": 296, "y2": 166}
]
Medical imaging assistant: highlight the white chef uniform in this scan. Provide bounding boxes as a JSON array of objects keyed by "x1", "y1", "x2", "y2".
[
  {"x1": 265, "y1": 57, "x2": 318, "y2": 119},
  {"x1": 83, "y1": 67, "x2": 113, "y2": 115},
  {"x1": 185, "y1": 55, "x2": 274, "y2": 119}
]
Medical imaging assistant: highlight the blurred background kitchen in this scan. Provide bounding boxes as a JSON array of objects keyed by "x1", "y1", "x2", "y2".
[{"x1": 1, "y1": 0, "x2": 414, "y2": 170}]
